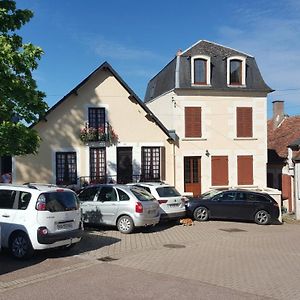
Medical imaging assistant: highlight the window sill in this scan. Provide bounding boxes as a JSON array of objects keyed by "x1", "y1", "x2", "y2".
[
  {"x1": 227, "y1": 84, "x2": 246, "y2": 88},
  {"x1": 234, "y1": 137, "x2": 258, "y2": 141},
  {"x1": 191, "y1": 83, "x2": 212, "y2": 87},
  {"x1": 182, "y1": 138, "x2": 207, "y2": 141}
]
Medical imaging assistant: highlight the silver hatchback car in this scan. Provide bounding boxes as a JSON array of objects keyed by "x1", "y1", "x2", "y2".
[{"x1": 78, "y1": 184, "x2": 160, "y2": 234}]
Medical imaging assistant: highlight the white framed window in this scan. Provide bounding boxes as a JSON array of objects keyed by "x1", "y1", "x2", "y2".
[
  {"x1": 227, "y1": 56, "x2": 246, "y2": 86},
  {"x1": 191, "y1": 55, "x2": 211, "y2": 86}
]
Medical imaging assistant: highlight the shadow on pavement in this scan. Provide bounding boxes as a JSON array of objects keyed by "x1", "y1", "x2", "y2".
[
  {"x1": 0, "y1": 231, "x2": 120, "y2": 275},
  {"x1": 137, "y1": 219, "x2": 180, "y2": 234},
  {"x1": 84, "y1": 219, "x2": 180, "y2": 235}
]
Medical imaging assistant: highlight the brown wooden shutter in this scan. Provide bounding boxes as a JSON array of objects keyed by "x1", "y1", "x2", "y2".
[
  {"x1": 211, "y1": 156, "x2": 228, "y2": 186},
  {"x1": 185, "y1": 107, "x2": 202, "y2": 137},
  {"x1": 236, "y1": 107, "x2": 252, "y2": 137},
  {"x1": 237, "y1": 155, "x2": 253, "y2": 185}
]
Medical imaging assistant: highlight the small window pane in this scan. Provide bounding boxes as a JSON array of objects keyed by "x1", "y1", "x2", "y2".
[
  {"x1": 230, "y1": 60, "x2": 242, "y2": 84},
  {"x1": 194, "y1": 59, "x2": 206, "y2": 84}
]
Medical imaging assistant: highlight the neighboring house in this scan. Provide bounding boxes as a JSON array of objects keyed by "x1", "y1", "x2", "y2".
[
  {"x1": 13, "y1": 62, "x2": 176, "y2": 187},
  {"x1": 145, "y1": 40, "x2": 273, "y2": 196},
  {"x1": 288, "y1": 138, "x2": 300, "y2": 219},
  {"x1": 268, "y1": 100, "x2": 300, "y2": 213}
]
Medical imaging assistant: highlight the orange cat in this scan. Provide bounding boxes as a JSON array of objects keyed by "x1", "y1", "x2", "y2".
[{"x1": 179, "y1": 218, "x2": 194, "y2": 226}]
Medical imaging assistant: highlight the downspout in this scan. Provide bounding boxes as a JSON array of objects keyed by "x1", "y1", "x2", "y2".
[
  {"x1": 175, "y1": 49, "x2": 182, "y2": 89},
  {"x1": 173, "y1": 142, "x2": 176, "y2": 187},
  {"x1": 173, "y1": 50, "x2": 181, "y2": 188}
]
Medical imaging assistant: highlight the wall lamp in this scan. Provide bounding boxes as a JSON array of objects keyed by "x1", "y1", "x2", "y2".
[{"x1": 205, "y1": 150, "x2": 210, "y2": 157}]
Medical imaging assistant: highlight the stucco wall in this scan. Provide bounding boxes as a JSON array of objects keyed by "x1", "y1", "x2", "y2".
[
  {"x1": 14, "y1": 69, "x2": 173, "y2": 185},
  {"x1": 148, "y1": 91, "x2": 268, "y2": 194}
]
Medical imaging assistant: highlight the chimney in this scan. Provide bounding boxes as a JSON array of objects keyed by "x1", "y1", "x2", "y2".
[
  {"x1": 272, "y1": 100, "x2": 285, "y2": 129},
  {"x1": 176, "y1": 49, "x2": 182, "y2": 56}
]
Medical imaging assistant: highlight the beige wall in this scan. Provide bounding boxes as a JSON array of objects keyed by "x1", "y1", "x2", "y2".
[
  {"x1": 14, "y1": 69, "x2": 174, "y2": 185},
  {"x1": 147, "y1": 91, "x2": 268, "y2": 194}
]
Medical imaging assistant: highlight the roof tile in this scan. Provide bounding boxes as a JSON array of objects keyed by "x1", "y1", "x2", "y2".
[{"x1": 268, "y1": 116, "x2": 300, "y2": 158}]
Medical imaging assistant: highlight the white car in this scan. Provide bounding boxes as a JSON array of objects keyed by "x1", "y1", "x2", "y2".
[
  {"x1": 130, "y1": 182, "x2": 186, "y2": 220},
  {"x1": 0, "y1": 183, "x2": 83, "y2": 259}
]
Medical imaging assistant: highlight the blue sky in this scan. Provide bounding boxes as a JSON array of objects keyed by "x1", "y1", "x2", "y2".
[{"x1": 17, "y1": 0, "x2": 300, "y2": 118}]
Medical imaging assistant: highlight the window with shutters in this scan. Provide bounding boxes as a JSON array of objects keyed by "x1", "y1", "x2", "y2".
[
  {"x1": 141, "y1": 147, "x2": 160, "y2": 181},
  {"x1": 191, "y1": 55, "x2": 211, "y2": 86},
  {"x1": 185, "y1": 107, "x2": 202, "y2": 138},
  {"x1": 227, "y1": 56, "x2": 246, "y2": 86},
  {"x1": 211, "y1": 156, "x2": 228, "y2": 186},
  {"x1": 56, "y1": 152, "x2": 77, "y2": 185},
  {"x1": 236, "y1": 107, "x2": 253, "y2": 137},
  {"x1": 237, "y1": 155, "x2": 253, "y2": 185}
]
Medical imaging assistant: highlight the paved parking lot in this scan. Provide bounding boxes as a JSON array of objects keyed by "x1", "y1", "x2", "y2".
[{"x1": 1, "y1": 220, "x2": 300, "y2": 299}]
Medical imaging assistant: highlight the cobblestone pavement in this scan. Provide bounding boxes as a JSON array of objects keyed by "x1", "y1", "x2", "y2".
[{"x1": 1, "y1": 220, "x2": 300, "y2": 299}]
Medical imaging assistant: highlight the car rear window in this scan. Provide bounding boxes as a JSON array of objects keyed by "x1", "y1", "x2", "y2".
[
  {"x1": 131, "y1": 188, "x2": 156, "y2": 202},
  {"x1": 156, "y1": 187, "x2": 181, "y2": 197},
  {"x1": 43, "y1": 191, "x2": 79, "y2": 212}
]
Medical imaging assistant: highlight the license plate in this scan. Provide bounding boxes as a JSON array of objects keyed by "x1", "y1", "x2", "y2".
[
  {"x1": 57, "y1": 223, "x2": 73, "y2": 230},
  {"x1": 168, "y1": 203, "x2": 180, "y2": 207},
  {"x1": 148, "y1": 209, "x2": 156, "y2": 214}
]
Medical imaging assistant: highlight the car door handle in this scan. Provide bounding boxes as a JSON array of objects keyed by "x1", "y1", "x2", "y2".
[{"x1": 2, "y1": 214, "x2": 10, "y2": 218}]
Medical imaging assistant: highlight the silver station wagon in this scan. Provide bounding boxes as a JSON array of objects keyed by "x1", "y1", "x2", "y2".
[{"x1": 78, "y1": 184, "x2": 160, "y2": 234}]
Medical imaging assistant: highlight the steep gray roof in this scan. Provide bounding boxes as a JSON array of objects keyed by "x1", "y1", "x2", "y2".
[{"x1": 145, "y1": 40, "x2": 273, "y2": 102}]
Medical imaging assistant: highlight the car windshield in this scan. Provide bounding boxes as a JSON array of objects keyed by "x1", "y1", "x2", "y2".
[
  {"x1": 200, "y1": 190, "x2": 222, "y2": 199},
  {"x1": 156, "y1": 186, "x2": 181, "y2": 197},
  {"x1": 131, "y1": 188, "x2": 156, "y2": 202},
  {"x1": 43, "y1": 191, "x2": 79, "y2": 212}
]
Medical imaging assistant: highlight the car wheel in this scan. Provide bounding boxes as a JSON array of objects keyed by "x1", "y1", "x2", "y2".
[
  {"x1": 9, "y1": 232, "x2": 34, "y2": 259},
  {"x1": 193, "y1": 207, "x2": 209, "y2": 221},
  {"x1": 117, "y1": 216, "x2": 134, "y2": 234},
  {"x1": 255, "y1": 210, "x2": 270, "y2": 225}
]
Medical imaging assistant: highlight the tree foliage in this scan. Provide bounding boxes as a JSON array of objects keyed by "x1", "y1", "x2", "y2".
[{"x1": 0, "y1": 0, "x2": 48, "y2": 156}]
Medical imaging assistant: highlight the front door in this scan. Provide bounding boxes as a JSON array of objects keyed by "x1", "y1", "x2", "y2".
[
  {"x1": 184, "y1": 156, "x2": 201, "y2": 196},
  {"x1": 117, "y1": 147, "x2": 132, "y2": 184}
]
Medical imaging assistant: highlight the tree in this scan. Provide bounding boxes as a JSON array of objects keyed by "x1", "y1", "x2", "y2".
[{"x1": 0, "y1": 0, "x2": 48, "y2": 156}]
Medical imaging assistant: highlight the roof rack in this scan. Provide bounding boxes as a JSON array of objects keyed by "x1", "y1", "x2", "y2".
[{"x1": 23, "y1": 183, "x2": 59, "y2": 189}]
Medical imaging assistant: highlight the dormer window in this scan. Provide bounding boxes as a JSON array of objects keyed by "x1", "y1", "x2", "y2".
[
  {"x1": 227, "y1": 56, "x2": 246, "y2": 86},
  {"x1": 191, "y1": 55, "x2": 211, "y2": 86}
]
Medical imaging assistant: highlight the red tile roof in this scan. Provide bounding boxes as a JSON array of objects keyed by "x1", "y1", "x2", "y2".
[{"x1": 268, "y1": 116, "x2": 300, "y2": 158}]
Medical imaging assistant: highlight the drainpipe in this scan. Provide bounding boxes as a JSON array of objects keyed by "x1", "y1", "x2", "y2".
[
  {"x1": 175, "y1": 49, "x2": 182, "y2": 89},
  {"x1": 173, "y1": 143, "x2": 176, "y2": 187}
]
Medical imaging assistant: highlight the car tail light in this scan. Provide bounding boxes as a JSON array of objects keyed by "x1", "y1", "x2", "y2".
[
  {"x1": 56, "y1": 189, "x2": 65, "y2": 192},
  {"x1": 37, "y1": 226, "x2": 48, "y2": 236},
  {"x1": 36, "y1": 195, "x2": 46, "y2": 211},
  {"x1": 135, "y1": 202, "x2": 143, "y2": 213},
  {"x1": 157, "y1": 199, "x2": 168, "y2": 204}
]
